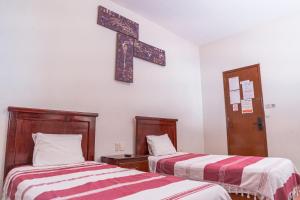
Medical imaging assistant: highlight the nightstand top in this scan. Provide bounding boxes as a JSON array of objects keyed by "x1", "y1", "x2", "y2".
[{"x1": 101, "y1": 154, "x2": 148, "y2": 160}]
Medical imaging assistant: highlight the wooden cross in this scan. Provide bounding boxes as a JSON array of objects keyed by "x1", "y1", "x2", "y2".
[{"x1": 97, "y1": 6, "x2": 166, "y2": 83}]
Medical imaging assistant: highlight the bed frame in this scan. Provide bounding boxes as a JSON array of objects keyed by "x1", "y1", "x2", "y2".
[
  {"x1": 135, "y1": 116, "x2": 254, "y2": 200},
  {"x1": 4, "y1": 106, "x2": 98, "y2": 180},
  {"x1": 135, "y1": 116, "x2": 178, "y2": 155}
]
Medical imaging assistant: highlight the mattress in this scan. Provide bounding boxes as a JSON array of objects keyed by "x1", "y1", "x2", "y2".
[
  {"x1": 149, "y1": 152, "x2": 300, "y2": 200},
  {"x1": 2, "y1": 161, "x2": 231, "y2": 200}
]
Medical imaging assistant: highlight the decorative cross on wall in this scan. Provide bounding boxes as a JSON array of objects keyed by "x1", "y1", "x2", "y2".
[{"x1": 97, "y1": 6, "x2": 166, "y2": 83}]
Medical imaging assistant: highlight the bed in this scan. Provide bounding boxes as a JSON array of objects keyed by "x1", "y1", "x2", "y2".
[
  {"x1": 135, "y1": 116, "x2": 300, "y2": 200},
  {"x1": 2, "y1": 107, "x2": 231, "y2": 200}
]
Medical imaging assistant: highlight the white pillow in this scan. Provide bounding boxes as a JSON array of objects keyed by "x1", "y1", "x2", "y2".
[
  {"x1": 32, "y1": 133, "x2": 85, "y2": 167},
  {"x1": 146, "y1": 134, "x2": 177, "y2": 156}
]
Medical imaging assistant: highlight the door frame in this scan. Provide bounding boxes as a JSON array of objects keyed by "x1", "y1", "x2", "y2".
[{"x1": 222, "y1": 63, "x2": 268, "y2": 156}]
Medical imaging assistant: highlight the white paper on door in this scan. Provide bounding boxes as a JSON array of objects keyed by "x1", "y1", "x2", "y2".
[
  {"x1": 229, "y1": 77, "x2": 239, "y2": 91},
  {"x1": 241, "y1": 80, "x2": 254, "y2": 99},
  {"x1": 230, "y1": 90, "x2": 241, "y2": 104},
  {"x1": 232, "y1": 104, "x2": 239, "y2": 111},
  {"x1": 241, "y1": 99, "x2": 253, "y2": 114}
]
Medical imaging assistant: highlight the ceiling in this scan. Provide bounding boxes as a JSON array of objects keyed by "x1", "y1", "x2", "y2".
[{"x1": 112, "y1": 0, "x2": 300, "y2": 45}]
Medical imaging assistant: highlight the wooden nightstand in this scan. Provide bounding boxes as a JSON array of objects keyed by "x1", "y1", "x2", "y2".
[{"x1": 101, "y1": 154, "x2": 149, "y2": 172}]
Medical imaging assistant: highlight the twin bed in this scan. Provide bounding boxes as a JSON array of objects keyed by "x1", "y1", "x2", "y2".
[
  {"x1": 135, "y1": 116, "x2": 300, "y2": 200},
  {"x1": 2, "y1": 107, "x2": 300, "y2": 200},
  {"x1": 2, "y1": 107, "x2": 230, "y2": 200}
]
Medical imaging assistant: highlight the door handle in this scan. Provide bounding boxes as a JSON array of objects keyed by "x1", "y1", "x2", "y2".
[{"x1": 254, "y1": 117, "x2": 264, "y2": 130}]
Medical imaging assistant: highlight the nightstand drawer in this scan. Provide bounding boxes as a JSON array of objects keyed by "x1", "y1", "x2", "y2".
[
  {"x1": 119, "y1": 160, "x2": 148, "y2": 172},
  {"x1": 101, "y1": 154, "x2": 149, "y2": 172}
]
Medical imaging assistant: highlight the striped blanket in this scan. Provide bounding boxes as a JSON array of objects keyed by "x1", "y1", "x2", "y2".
[
  {"x1": 2, "y1": 161, "x2": 231, "y2": 200},
  {"x1": 149, "y1": 153, "x2": 300, "y2": 200}
]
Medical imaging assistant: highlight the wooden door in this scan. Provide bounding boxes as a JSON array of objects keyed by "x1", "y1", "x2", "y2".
[{"x1": 223, "y1": 64, "x2": 268, "y2": 156}]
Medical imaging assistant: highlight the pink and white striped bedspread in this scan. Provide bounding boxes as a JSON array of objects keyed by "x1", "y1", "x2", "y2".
[
  {"x1": 2, "y1": 161, "x2": 231, "y2": 200},
  {"x1": 149, "y1": 153, "x2": 300, "y2": 200}
]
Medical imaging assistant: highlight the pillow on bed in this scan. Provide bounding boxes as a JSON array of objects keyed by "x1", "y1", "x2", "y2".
[
  {"x1": 32, "y1": 133, "x2": 85, "y2": 167},
  {"x1": 146, "y1": 134, "x2": 176, "y2": 156}
]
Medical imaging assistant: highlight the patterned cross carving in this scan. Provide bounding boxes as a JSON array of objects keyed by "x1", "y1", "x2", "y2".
[{"x1": 97, "y1": 6, "x2": 166, "y2": 83}]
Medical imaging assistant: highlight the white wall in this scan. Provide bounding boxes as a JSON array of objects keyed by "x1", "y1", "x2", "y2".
[
  {"x1": 200, "y1": 14, "x2": 300, "y2": 169},
  {"x1": 0, "y1": 0, "x2": 204, "y2": 188}
]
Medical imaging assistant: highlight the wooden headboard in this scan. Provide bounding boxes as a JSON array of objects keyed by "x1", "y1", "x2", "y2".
[
  {"x1": 135, "y1": 116, "x2": 178, "y2": 155},
  {"x1": 4, "y1": 107, "x2": 99, "y2": 179}
]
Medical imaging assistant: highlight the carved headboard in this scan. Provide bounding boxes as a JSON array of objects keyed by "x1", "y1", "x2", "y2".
[
  {"x1": 4, "y1": 107, "x2": 99, "y2": 179},
  {"x1": 135, "y1": 116, "x2": 178, "y2": 155}
]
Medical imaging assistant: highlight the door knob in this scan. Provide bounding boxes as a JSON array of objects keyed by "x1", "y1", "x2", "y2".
[{"x1": 255, "y1": 117, "x2": 264, "y2": 130}]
